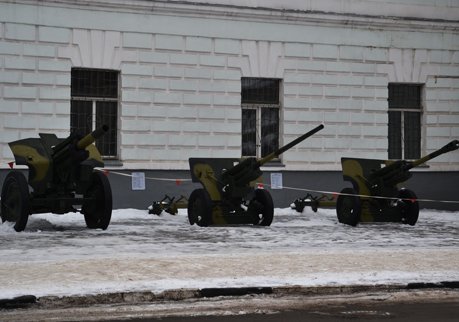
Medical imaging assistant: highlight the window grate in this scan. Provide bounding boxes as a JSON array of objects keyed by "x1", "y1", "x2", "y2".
[
  {"x1": 242, "y1": 78, "x2": 280, "y2": 105},
  {"x1": 242, "y1": 109, "x2": 257, "y2": 157},
  {"x1": 241, "y1": 78, "x2": 281, "y2": 158},
  {"x1": 261, "y1": 107, "x2": 279, "y2": 157},
  {"x1": 388, "y1": 83, "x2": 422, "y2": 159},
  {"x1": 70, "y1": 100, "x2": 92, "y2": 136},
  {"x1": 389, "y1": 84, "x2": 421, "y2": 110},
  {"x1": 71, "y1": 68, "x2": 118, "y2": 99},
  {"x1": 71, "y1": 68, "x2": 119, "y2": 158},
  {"x1": 95, "y1": 101, "x2": 117, "y2": 157}
]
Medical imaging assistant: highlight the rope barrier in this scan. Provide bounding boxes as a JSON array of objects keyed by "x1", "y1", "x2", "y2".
[
  {"x1": 97, "y1": 169, "x2": 459, "y2": 205},
  {"x1": 280, "y1": 184, "x2": 459, "y2": 204},
  {"x1": 96, "y1": 168, "x2": 192, "y2": 182}
]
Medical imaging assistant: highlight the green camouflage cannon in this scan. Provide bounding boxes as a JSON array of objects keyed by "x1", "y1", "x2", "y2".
[
  {"x1": 187, "y1": 124, "x2": 324, "y2": 226},
  {"x1": 336, "y1": 140, "x2": 459, "y2": 226},
  {"x1": 1, "y1": 125, "x2": 112, "y2": 232}
]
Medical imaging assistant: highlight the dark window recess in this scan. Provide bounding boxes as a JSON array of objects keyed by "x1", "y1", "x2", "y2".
[
  {"x1": 71, "y1": 68, "x2": 119, "y2": 158},
  {"x1": 242, "y1": 109, "x2": 257, "y2": 157},
  {"x1": 388, "y1": 83, "x2": 422, "y2": 160},
  {"x1": 261, "y1": 108, "x2": 279, "y2": 157},
  {"x1": 242, "y1": 78, "x2": 280, "y2": 104},
  {"x1": 241, "y1": 78, "x2": 281, "y2": 158},
  {"x1": 389, "y1": 84, "x2": 421, "y2": 110},
  {"x1": 96, "y1": 101, "x2": 118, "y2": 157},
  {"x1": 404, "y1": 112, "x2": 421, "y2": 160},
  {"x1": 70, "y1": 100, "x2": 92, "y2": 136},
  {"x1": 71, "y1": 68, "x2": 118, "y2": 98},
  {"x1": 388, "y1": 111, "x2": 402, "y2": 160}
]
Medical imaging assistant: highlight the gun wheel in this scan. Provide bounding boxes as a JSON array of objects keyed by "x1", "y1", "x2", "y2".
[
  {"x1": 82, "y1": 171, "x2": 112, "y2": 230},
  {"x1": 1, "y1": 171, "x2": 30, "y2": 232},
  {"x1": 251, "y1": 189, "x2": 274, "y2": 226},
  {"x1": 187, "y1": 189, "x2": 212, "y2": 227},
  {"x1": 336, "y1": 188, "x2": 361, "y2": 227},
  {"x1": 398, "y1": 188, "x2": 419, "y2": 226}
]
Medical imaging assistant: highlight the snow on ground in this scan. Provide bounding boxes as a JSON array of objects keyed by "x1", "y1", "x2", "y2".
[{"x1": 0, "y1": 207, "x2": 458, "y2": 298}]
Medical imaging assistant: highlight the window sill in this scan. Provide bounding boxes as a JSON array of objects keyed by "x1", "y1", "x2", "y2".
[
  {"x1": 411, "y1": 164, "x2": 430, "y2": 170},
  {"x1": 103, "y1": 159, "x2": 123, "y2": 167},
  {"x1": 261, "y1": 161, "x2": 285, "y2": 168}
]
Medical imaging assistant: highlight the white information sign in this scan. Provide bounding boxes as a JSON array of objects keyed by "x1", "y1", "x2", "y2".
[
  {"x1": 270, "y1": 173, "x2": 283, "y2": 189},
  {"x1": 131, "y1": 172, "x2": 146, "y2": 190}
]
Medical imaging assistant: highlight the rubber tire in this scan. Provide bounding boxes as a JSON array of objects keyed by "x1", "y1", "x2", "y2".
[
  {"x1": 0, "y1": 171, "x2": 30, "y2": 232},
  {"x1": 82, "y1": 171, "x2": 112, "y2": 230},
  {"x1": 336, "y1": 187, "x2": 361, "y2": 227},
  {"x1": 252, "y1": 189, "x2": 274, "y2": 226},
  {"x1": 398, "y1": 188, "x2": 419, "y2": 226},
  {"x1": 187, "y1": 189, "x2": 212, "y2": 227}
]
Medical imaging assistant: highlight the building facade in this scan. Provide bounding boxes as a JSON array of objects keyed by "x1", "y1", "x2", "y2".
[{"x1": 1, "y1": 0, "x2": 458, "y2": 209}]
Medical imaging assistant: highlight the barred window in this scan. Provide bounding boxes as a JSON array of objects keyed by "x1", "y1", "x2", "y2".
[
  {"x1": 388, "y1": 83, "x2": 423, "y2": 160},
  {"x1": 71, "y1": 68, "x2": 119, "y2": 158},
  {"x1": 241, "y1": 78, "x2": 280, "y2": 105},
  {"x1": 241, "y1": 78, "x2": 280, "y2": 158}
]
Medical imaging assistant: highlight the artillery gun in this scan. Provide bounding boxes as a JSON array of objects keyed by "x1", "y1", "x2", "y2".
[
  {"x1": 337, "y1": 140, "x2": 459, "y2": 226},
  {"x1": 187, "y1": 124, "x2": 324, "y2": 226},
  {"x1": 1, "y1": 125, "x2": 112, "y2": 232}
]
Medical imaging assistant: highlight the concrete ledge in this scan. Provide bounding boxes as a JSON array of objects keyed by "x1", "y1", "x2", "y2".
[
  {"x1": 0, "y1": 295, "x2": 37, "y2": 309},
  {"x1": 200, "y1": 287, "x2": 273, "y2": 298},
  {"x1": 2, "y1": 281, "x2": 458, "y2": 310},
  {"x1": 406, "y1": 281, "x2": 459, "y2": 289}
]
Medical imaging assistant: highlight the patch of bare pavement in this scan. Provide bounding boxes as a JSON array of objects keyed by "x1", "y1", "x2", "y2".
[{"x1": 1, "y1": 284, "x2": 459, "y2": 322}]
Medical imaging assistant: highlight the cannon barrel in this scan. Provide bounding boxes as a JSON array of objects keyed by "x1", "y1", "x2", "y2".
[
  {"x1": 369, "y1": 160, "x2": 412, "y2": 187},
  {"x1": 369, "y1": 139, "x2": 459, "y2": 187},
  {"x1": 52, "y1": 125, "x2": 108, "y2": 163},
  {"x1": 409, "y1": 139, "x2": 459, "y2": 169},
  {"x1": 257, "y1": 124, "x2": 324, "y2": 166},
  {"x1": 77, "y1": 125, "x2": 109, "y2": 150},
  {"x1": 373, "y1": 139, "x2": 459, "y2": 176},
  {"x1": 221, "y1": 124, "x2": 324, "y2": 187}
]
